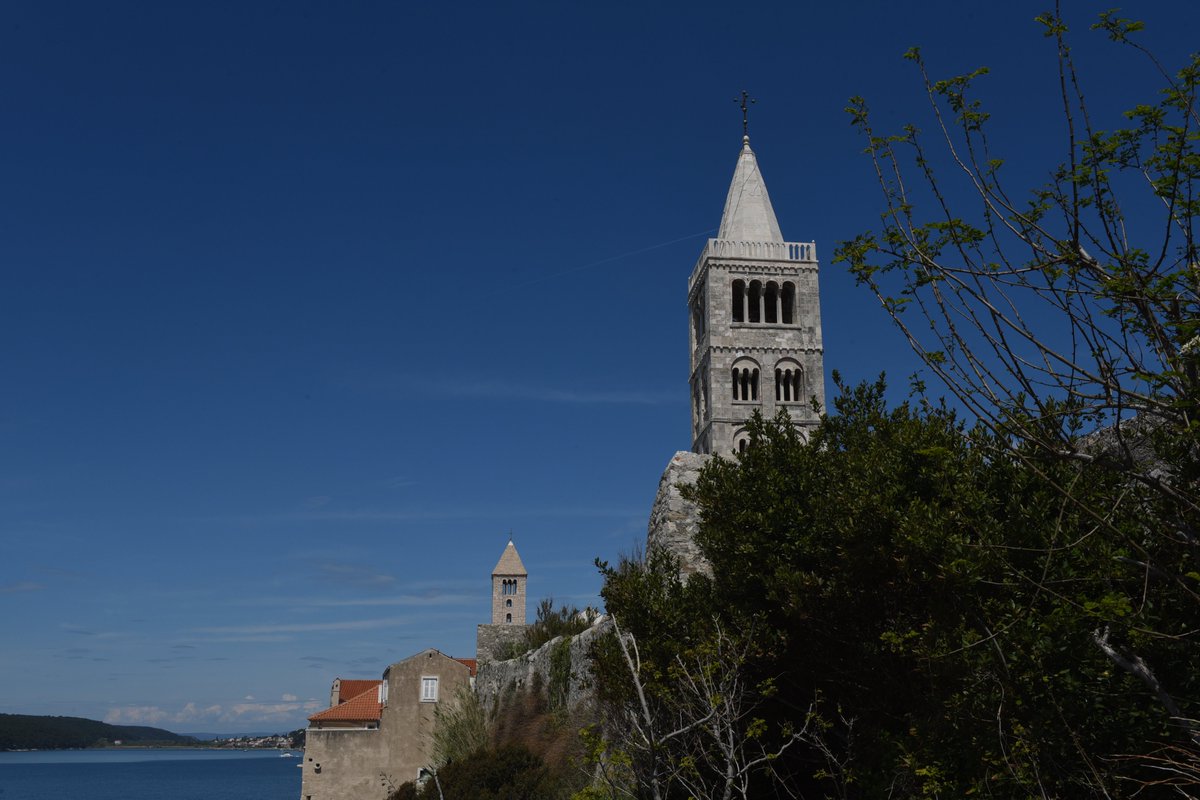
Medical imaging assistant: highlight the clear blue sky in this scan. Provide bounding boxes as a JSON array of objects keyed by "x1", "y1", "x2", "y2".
[{"x1": 2, "y1": 1, "x2": 1195, "y2": 734}]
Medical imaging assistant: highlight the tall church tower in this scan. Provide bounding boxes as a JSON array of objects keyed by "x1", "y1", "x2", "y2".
[
  {"x1": 688, "y1": 135, "x2": 824, "y2": 454},
  {"x1": 490, "y1": 539, "x2": 527, "y2": 625}
]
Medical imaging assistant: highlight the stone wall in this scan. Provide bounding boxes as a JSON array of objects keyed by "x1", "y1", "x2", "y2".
[
  {"x1": 475, "y1": 616, "x2": 611, "y2": 715},
  {"x1": 476, "y1": 623, "x2": 529, "y2": 665},
  {"x1": 646, "y1": 451, "x2": 711, "y2": 577},
  {"x1": 301, "y1": 728, "x2": 389, "y2": 800}
]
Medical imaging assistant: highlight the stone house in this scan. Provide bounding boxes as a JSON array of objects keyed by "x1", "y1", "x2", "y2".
[
  {"x1": 300, "y1": 649, "x2": 477, "y2": 800},
  {"x1": 299, "y1": 541, "x2": 524, "y2": 800}
]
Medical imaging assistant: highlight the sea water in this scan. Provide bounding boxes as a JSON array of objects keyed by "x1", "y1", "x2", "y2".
[{"x1": 0, "y1": 748, "x2": 301, "y2": 800}]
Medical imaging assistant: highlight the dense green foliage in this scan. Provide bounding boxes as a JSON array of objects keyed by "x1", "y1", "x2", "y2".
[
  {"x1": 392, "y1": 682, "x2": 591, "y2": 800},
  {"x1": 497, "y1": 597, "x2": 597, "y2": 660},
  {"x1": 834, "y1": 8, "x2": 1199, "y2": 533},
  {"x1": 392, "y1": 661, "x2": 593, "y2": 800},
  {"x1": 0, "y1": 713, "x2": 197, "y2": 750},
  {"x1": 390, "y1": 744, "x2": 561, "y2": 800},
  {"x1": 431, "y1": 687, "x2": 488, "y2": 766},
  {"x1": 593, "y1": 381, "x2": 1198, "y2": 798}
]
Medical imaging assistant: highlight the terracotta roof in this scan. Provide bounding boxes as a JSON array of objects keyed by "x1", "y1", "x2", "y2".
[
  {"x1": 492, "y1": 540, "x2": 527, "y2": 576},
  {"x1": 454, "y1": 658, "x2": 478, "y2": 677},
  {"x1": 308, "y1": 683, "x2": 382, "y2": 723},
  {"x1": 336, "y1": 679, "x2": 382, "y2": 704}
]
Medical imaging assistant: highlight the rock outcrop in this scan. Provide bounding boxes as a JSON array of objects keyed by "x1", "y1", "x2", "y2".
[
  {"x1": 646, "y1": 451, "x2": 711, "y2": 577},
  {"x1": 475, "y1": 616, "x2": 612, "y2": 714}
]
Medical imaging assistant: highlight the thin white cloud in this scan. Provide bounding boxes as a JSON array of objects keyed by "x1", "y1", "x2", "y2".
[
  {"x1": 380, "y1": 476, "x2": 419, "y2": 490},
  {"x1": 271, "y1": 506, "x2": 641, "y2": 523},
  {"x1": 192, "y1": 617, "x2": 408, "y2": 636},
  {"x1": 104, "y1": 700, "x2": 319, "y2": 727},
  {"x1": 439, "y1": 379, "x2": 675, "y2": 405},
  {"x1": 58, "y1": 623, "x2": 126, "y2": 639},
  {"x1": 281, "y1": 693, "x2": 297, "y2": 702},
  {"x1": 316, "y1": 563, "x2": 396, "y2": 589},
  {"x1": 0, "y1": 580, "x2": 43, "y2": 594},
  {"x1": 348, "y1": 369, "x2": 676, "y2": 406},
  {"x1": 299, "y1": 593, "x2": 475, "y2": 608},
  {"x1": 105, "y1": 706, "x2": 172, "y2": 725}
]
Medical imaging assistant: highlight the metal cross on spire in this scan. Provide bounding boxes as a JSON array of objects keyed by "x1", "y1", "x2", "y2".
[{"x1": 735, "y1": 90, "x2": 756, "y2": 136}]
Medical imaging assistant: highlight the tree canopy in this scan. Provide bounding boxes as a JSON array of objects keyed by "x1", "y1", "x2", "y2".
[{"x1": 594, "y1": 380, "x2": 1197, "y2": 797}]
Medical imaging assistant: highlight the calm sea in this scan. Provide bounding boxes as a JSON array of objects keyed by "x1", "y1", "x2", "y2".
[{"x1": 0, "y1": 748, "x2": 301, "y2": 800}]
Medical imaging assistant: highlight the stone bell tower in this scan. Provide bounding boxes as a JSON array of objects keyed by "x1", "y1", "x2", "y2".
[
  {"x1": 490, "y1": 539, "x2": 527, "y2": 625},
  {"x1": 477, "y1": 539, "x2": 529, "y2": 664},
  {"x1": 687, "y1": 133, "x2": 824, "y2": 455}
]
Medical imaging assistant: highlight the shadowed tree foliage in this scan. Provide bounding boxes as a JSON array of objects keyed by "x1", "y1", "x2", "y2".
[
  {"x1": 389, "y1": 744, "x2": 561, "y2": 800},
  {"x1": 836, "y1": 5, "x2": 1198, "y2": 504},
  {"x1": 592, "y1": 379, "x2": 1197, "y2": 798}
]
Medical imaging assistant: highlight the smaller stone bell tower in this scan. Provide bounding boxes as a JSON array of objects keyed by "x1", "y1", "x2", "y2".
[
  {"x1": 490, "y1": 539, "x2": 527, "y2": 625},
  {"x1": 477, "y1": 539, "x2": 530, "y2": 664}
]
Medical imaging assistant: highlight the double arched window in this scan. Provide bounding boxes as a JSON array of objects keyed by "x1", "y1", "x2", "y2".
[
  {"x1": 732, "y1": 280, "x2": 797, "y2": 325},
  {"x1": 731, "y1": 358, "x2": 760, "y2": 402},
  {"x1": 775, "y1": 359, "x2": 805, "y2": 403}
]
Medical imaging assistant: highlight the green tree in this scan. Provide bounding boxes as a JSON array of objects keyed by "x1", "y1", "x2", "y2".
[
  {"x1": 391, "y1": 745, "x2": 573, "y2": 800},
  {"x1": 593, "y1": 380, "x2": 1197, "y2": 797},
  {"x1": 834, "y1": 7, "x2": 1200, "y2": 786},
  {"x1": 835, "y1": 3, "x2": 1198, "y2": 638},
  {"x1": 691, "y1": 387, "x2": 1196, "y2": 796}
]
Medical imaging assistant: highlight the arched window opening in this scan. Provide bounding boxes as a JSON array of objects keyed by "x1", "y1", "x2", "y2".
[
  {"x1": 764, "y1": 282, "x2": 779, "y2": 324},
  {"x1": 701, "y1": 372, "x2": 710, "y2": 417},
  {"x1": 782, "y1": 282, "x2": 796, "y2": 324},
  {"x1": 506, "y1": 613, "x2": 512, "y2": 623},
  {"x1": 774, "y1": 361, "x2": 804, "y2": 403},
  {"x1": 691, "y1": 302, "x2": 704, "y2": 343},
  {"x1": 732, "y1": 360, "x2": 760, "y2": 402},
  {"x1": 506, "y1": 598, "x2": 512, "y2": 608},
  {"x1": 731, "y1": 281, "x2": 745, "y2": 323},
  {"x1": 748, "y1": 281, "x2": 762, "y2": 323}
]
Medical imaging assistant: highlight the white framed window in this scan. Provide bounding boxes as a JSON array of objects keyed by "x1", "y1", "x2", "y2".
[{"x1": 420, "y1": 676, "x2": 439, "y2": 702}]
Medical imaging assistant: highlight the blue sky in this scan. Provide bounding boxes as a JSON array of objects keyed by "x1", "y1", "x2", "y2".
[{"x1": 2, "y1": 2, "x2": 1195, "y2": 734}]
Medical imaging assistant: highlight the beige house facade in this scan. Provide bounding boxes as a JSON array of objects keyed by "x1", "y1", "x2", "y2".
[
  {"x1": 299, "y1": 541, "x2": 526, "y2": 800},
  {"x1": 300, "y1": 649, "x2": 475, "y2": 800}
]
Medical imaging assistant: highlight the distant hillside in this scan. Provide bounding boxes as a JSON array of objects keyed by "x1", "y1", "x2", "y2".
[{"x1": 0, "y1": 713, "x2": 197, "y2": 750}]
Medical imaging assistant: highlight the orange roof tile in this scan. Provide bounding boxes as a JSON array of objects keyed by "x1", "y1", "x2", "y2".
[
  {"x1": 336, "y1": 679, "x2": 382, "y2": 704},
  {"x1": 454, "y1": 658, "x2": 478, "y2": 677},
  {"x1": 309, "y1": 683, "x2": 382, "y2": 723}
]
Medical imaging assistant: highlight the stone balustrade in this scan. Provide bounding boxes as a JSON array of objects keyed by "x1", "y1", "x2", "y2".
[{"x1": 693, "y1": 238, "x2": 816, "y2": 272}]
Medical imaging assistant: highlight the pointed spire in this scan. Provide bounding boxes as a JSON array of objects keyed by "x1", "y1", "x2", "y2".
[
  {"x1": 492, "y1": 539, "x2": 527, "y2": 576},
  {"x1": 717, "y1": 136, "x2": 784, "y2": 243}
]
